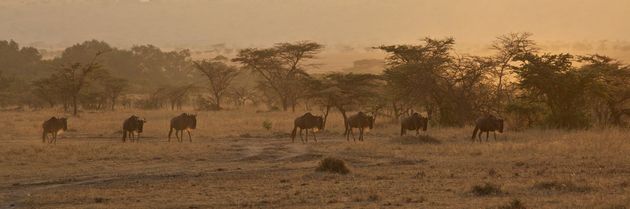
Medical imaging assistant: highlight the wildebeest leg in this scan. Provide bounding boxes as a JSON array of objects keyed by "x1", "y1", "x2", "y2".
[
  {"x1": 485, "y1": 131, "x2": 489, "y2": 142},
  {"x1": 359, "y1": 128, "x2": 363, "y2": 141},
  {"x1": 313, "y1": 130, "x2": 317, "y2": 142},
  {"x1": 351, "y1": 128, "x2": 356, "y2": 141},
  {"x1": 291, "y1": 126, "x2": 297, "y2": 143},
  {"x1": 305, "y1": 128, "x2": 309, "y2": 143},
  {"x1": 362, "y1": 128, "x2": 365, "y2": 141},
  {"x1": 346, "y1": 128, "x2": 350, "y2": 141},
  {"x1": 168, "y1": 128, "x2": 173, "y2": 142},
  {"x1": 187, "y1": 130, "x2": 192, "y2": 142},
  {"x1": 52, "y1": 132, "x2": 57, "y2": 144},
  {"x1": 401, "y1": 126, "x2": 405, "y2": 136},
  {"x1": 299, "y1": 129, "x2": 304, "y2": 143},
  {"x1": 175, "y1": 130, "x2": 181, "y2": 142},
  {"x1": 477, "y1": 131, "x2": 483, "y2": 143},
  {"x1": 493, "y1": 131, "x2": 497, "y2": 141},
  {"x1": 416, "y1": 128, "x2": 420, "y2": 136}
]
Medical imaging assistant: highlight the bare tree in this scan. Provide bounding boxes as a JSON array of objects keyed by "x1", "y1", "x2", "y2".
[
  {"x1": 166, "y1": 84, "x2": 194, "y2": 110},
  {"x1": 51, "y1": 52, "x2": 105, "y2": 115}
]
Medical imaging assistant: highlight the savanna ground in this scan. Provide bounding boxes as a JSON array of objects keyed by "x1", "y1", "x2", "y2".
[{"x1": 1, "y1": 109, "x2": 629, "y2": 209}]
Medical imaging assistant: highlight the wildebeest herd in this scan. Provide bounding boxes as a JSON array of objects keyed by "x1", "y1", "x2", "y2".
[{"x1": 41, "y1": 112, "x2": 504, "y2": 144}]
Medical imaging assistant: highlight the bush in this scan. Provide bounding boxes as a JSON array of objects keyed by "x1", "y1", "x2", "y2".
[
  {"x1": 262, "y1": 120, "x2": 273, "y2": 131},
  {"x1": 316, "y1": 157, "x2": 350, "y2": 174},
  {"x1": 194, "y1": 95, "x2": 220, "y2": 111},
  {"x1": 470, "y1": 183, "x2": 503, "y2": 196},
  {"x1": 498, "y1": 199, "x2": 526, "y2": 209}
]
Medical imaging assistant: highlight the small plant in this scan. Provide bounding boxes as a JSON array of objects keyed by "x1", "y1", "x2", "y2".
[
  {"x1": 498, "y1": 199, "x2": 526, "y2": 209},
  {"x1": 470, "y1": 183, "x2": 503, "y2": 196},
  {"x1": 262, "y1": 120, "x2": 272, "y2": 131},
  {"x1": 532, "y1": 180, "x2": 592, "y2": 193},
  {"x1": 316, "y1": 157, "x2": 350, "y2": 174},
  {"x1": 367, "y1": 194, "x2": 380, "y2": 201}
]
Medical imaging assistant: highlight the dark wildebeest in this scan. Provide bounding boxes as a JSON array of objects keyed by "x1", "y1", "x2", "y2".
[
  {"x1": 471, "y1": 115, "x2": 504, "y2": 142},
  {"x1": 291, "y1": 112, "x2": 324, "y2": 143},
  {"x1": 122, "y1": 115, "x2": 146, "y2": 143},
  {"x1": 400, "y1": 113, "x2": 428, "y2": 136},
  {"x1": 168, "y1": 113, "x2": 197, "y2": 142},
  {"x1": 42, "y1": 117, "x2": 67, "y2": 144},
  {"x1": 345, "y1": 112, "x2": 375, "y2": 141}
]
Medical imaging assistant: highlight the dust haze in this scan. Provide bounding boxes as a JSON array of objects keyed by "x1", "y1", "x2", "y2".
[{"x1": 1, "y1": 1, "x2": 630, "y2": 208}]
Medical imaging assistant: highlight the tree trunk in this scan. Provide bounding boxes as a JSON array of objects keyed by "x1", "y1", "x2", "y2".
[
  {"x1": 322, "y1": 105, "x2": 331, "y2": 130},
  {"x1": 392, "y1": 101, "x2": 400, "y2": 121},
  {"x1": 111, "y1": 96, "x2": 117, "y2": 111},
  {"x1": 281, "y1": 97, "x2": 289, "y2": 111},
  {"x1": 337, "y1": 106, "x2": 348, "y2": 135},
  {"x1": 215, "y1": 93, "x2": 221, "y2": 110},
  {"x1": 72, "y1": 95, "x2": 78, "y2": 116}
]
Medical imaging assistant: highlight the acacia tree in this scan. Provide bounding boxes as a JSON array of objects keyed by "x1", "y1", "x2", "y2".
[
  {"x1": 167, "y1": 84, "x2": 196, "y2": 110},
  {"x1": 378, "y1": 38, "x2": 457, "y2": 125},
  {"x1": 513, "y1": 53, "x2": 597, "y2": 128},
  {"x1": 193, "y1": 59, "x2": 238, "y2": 110},
  {"x1": 31, "y1": 77, "x2": 62, "y2": 108},
  {"x1": 233, "y1": 41, "x2": 323, "y2": 111},
  {"x1": 309, "y1": 73, "x2": 381, "y2": 131},
  {"x1": 378, "y1": 38, "x2": 496, "y2": 126},
  {"x1": 579, "y1": 55, "x2": 630, "y2": 126},
  {"x1": 101, "y1": 76, "x2": 128, "y2": 110},
  {"x1": 51, "y1": 52, "x2": 105, "y2": 115},
  {"x1": 227, "y1": 86, "x2": 254, "y2": 108},
  {"x1": 491, "y1": 33, "x2": 538, "y2": 113}
]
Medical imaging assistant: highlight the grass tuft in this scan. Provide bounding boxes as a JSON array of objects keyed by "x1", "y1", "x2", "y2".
[
  {"x1": 497, "y1": 199, "x2": 526, "y2": 209},
  {"x1": 391, "y1": 135, "x2": 441, "y2": 145},
  {"x1": 532, "y1": 180, "x2": 592, "y2": 193},
  {"x1": 471, "y1": 183, "x2": 503, "y2": 196}
]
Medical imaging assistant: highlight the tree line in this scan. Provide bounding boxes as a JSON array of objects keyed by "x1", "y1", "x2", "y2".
[{"x1": 1, "y1": 33, "x2": 629, "y2": 129}]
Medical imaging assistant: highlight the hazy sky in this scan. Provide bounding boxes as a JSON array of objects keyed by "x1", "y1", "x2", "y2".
[{"x1": 1, "y1": 0, "x2": 629, "y2": 50}]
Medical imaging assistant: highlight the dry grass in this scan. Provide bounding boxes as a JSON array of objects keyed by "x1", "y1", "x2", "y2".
[{"x1": 1, "y1": 109, "x2": 630, "y2": 208}]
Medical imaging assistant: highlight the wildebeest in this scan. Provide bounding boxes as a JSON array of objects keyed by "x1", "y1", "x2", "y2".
[
  {"x1": 471, "y1": 114, "x2": 504, "y2": 142},
  {"x1": 345, "y1": 112, "x2": 375, "y2": 141},
  {"x1": 122, "y1": 115, "x2": 146, "y2": 143},
  {"x1": 42, "y1": 117, "x2": 67, "y2": 144},
  {"x1": 168, "y1": 113, "x2": 197, "y2": 142},
  {"x1": 400, "y1": 113, "x2": 428, "y2": 136},
  {"x1": 290, "y1": 112, "x2": 324, "y2": 143}
]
